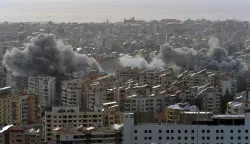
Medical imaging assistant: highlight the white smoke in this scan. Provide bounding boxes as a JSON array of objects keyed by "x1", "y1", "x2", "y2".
[
  {"x1": 208, "y1": 36, "x2": 219, "y2": 54},
  {"x1": 119, "y1": 55, "x2": 165, "y2": 70}
]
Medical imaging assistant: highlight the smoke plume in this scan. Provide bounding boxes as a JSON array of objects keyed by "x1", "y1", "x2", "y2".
[
  {"x1": 159, "y1": 44, "x2": 245, "y2": 72},
  {"x1": 208, "y1": 36, "x2": 219, "y2": 53},
  {"x1": 119, "y1": 55, "x2": 164, "y2": 70},
  {"x1": 3, "y1": 33, "x2": 102, "y2": 76}
]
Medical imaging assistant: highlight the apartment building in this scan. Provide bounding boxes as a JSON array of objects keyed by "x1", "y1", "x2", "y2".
[
  {"x1": 226, "y1": 91, "x2": 250, "y2": 114},
  {"x1": 9, "y1": 127, "x2": 25, "y2": 144},
  {"x1": 164, "y1": 103, "x2": 199, "y2": 123},
  {"x1": 0, "y1": 125, "x2": 41, "y2": 144},
  {"x1": 43, "y1": 107, "x2": 103, "y2": 142},
  {"x1": 198, "y1": 86, "x2": 220, "y2": 114},
  {"x1": 0, "y1": 88, "x2": 39, "y2": 126},
  {"x1": 61, "y1": 79, "x2": 82, "y2": 107},
  {"x1": 123, "y1": 113, "x2": 250, "y2": 144},
  {"x1": 28, "y1": 76, "x2": 56, "y2": 108},
  {"x1": 88, "y1": 80, "x2": 117, "y2": 112},
  {"x1": 52, "y1": 125, "x2": 123, "y2": 144},
  {"x1": 116, "y1": 67, "x2": 141, "y2": 81},
  {"x1": 25, "y1": 128, "x2": 41, "y2": 144},
  {"x1": 246, "y1": 68, "x2": 250, "y2": 90},
  {"x1": 219, "y1": 72, "x2": 237, "y2": 96},
  {"x1": 139, "y1": 69, "x2": 167, "y2": 85}
]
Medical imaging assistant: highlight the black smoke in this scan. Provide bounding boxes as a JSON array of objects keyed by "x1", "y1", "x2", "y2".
[{"x1": 3, "y1": 33, "x2": 102, "y2": 76}]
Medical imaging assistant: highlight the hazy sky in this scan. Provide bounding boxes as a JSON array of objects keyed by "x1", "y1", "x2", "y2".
[{"x1": 0, "y1": 0, "x2": 250, "y2": 22}]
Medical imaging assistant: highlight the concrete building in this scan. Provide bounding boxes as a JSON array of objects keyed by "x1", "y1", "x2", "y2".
[
  {"x1": 219, "y1": 72, "x2": 237, "y2": 96},
  {"x1": 6, "y1": 72, "x2": 28, "y2": 90},
  {"x1": 28, "y1": 76, "x2": 56, "y2": 108},
  {"x1": 52, "y1": 125, "x2": 123, "y2": 144},
  {"x1": 0, "y1": 125, "x2": 41, "y2": 144},
  {"x1": 25, "y1": 128, "x2": 41, "y2": 144},
  {"x1": 0, "y1": 87, "x2": 39, "y2": 126},
  {"x1": 198, "y1": 86, "x2": 220, "y2": 114},
  {"x1": 43, "y1": 107, "x2": 103, "y2": 142},
  {"x1": 123, "y1": 113, "x2": 250, "y2": 144},
  {"x1": 164, "y1": 103, "x2": 199, "y2": 123},
  {"x1": 246, "y1": 68, "x2": 250, "y2": 90},
  {"x1": 9, "y1": 127, "x2": 25, "y2": 144},
  {"x1": 139, "y1": 69, "x2": 166, "y2": 85},
  {"x1": 61, "y1": 79, "x2": 82, "y2": 107}
]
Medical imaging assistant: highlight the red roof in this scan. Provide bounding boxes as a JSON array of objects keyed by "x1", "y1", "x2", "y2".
[{"x1": 9, "y1": 127, "x2": 25, "y2": 131}]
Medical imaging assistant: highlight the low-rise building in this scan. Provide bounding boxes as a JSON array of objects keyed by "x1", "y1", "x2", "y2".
[{"x1": 123, "y1": 113, "x2": 250, "y2": 144}]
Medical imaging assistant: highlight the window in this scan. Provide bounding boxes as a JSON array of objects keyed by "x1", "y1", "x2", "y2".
[
  {"x1": 178, "y1": 137, "x2": 181, "y2": 140},
  {"x1": 149, "y1": 130, "x2": 152, "y2": 133},
  {"x1": 231, "y1": 130, "x2": 233, "y2": 133},
  {"x1": 144, "y1": 137, "x2": 147, "y2": 140},
  {"x1": 166, "y1": 137, "x2": 169, "y2": 140},
  {"x1": 166, "y1": 130, "x2": 169, "y2": 133},
  {"x1": 191, "y1": 137, "x2": 194, "y2": 140},
  {"x1": 230, "y1": 136, "x2": 233, "y2": 140},
  {"x1": 159, "y1": 130, "x2": 162, "y2": 133},
  {"x1": 221, "y1": 136, "x2": 223, "y2": 140},
  {"x1": 149, "y1": 137, "x2": 152, "y2": 140},
  {"x1": 207, "y1": 137, "x2": 210, "y2": 140},
  {"x1": 191, "y1": 130, "x2": 194, "y2": 133},
  {"x1": 221, "y1": 130, "x2": 224, "y2": 133},
  {"x1": 216, "y1": 130, "x2": 219, "y2": 133},
  {"x1": 238, "y1": 130, "x2": 241, "y2": 133},
  {"x1": 134, "y1": 137, "x2": 137, "y2": 140},
  {"x1": 178, "y1": 130, "x2": 181, "y2": 133},
  {"x1": 171, "y1": 137, "x2": 174, "y2": 140},
  {"x1": 185, "y1": 130, "x2": 188, "y2": 133},
  {"x1": 238, "y1": 136, "x2": 241, "y2": 140},
  {"x1": 171, "y1": 130, "x2": 174, "y2": 133},
  {"x1": 245, "y1": 136, "x2": 248, "y2": 140},
  {"x1": 246, "y1": 130, "x2": 249, "y2": 133},
  {"x1": 216, "y1": 136, "x2": 219, "y2": 140},
  {"x1": 144, "y1": 130, "x2": 147, "y2": 133},
  {"x1": 207, "y1": 130, "x2": 210, "y2": 133},
  {"x1": 185, "y1": 137, "x2": 188, "y2": 140},
  {"x1": 202, "y1": 130, "x2": 205, "y2": 133},
  {"x1": 134, "y1": 130, "x2": 137, "y2": 133},
  {"x1": 159, "y1": 137, "x2": 162, "y2": 140},
  {"x1": 202, "y1": 137, "x2": 205, "y2": 140}
]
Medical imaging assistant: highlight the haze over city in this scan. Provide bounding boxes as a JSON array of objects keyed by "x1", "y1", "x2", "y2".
[
  {"x1": 1, "y1": 0, "x2": 250, "y2": 22},
  {"x1": 2, "y1": 0, "x2": 250, "y2": 144}
]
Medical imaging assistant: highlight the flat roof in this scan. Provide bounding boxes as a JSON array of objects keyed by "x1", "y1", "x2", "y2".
[
  {"x1": 0, "y1": 124, "x2": 13, "y2": 133},
  {"x1": 103, "y1": 101, "x2": 117, "y2": 106},
  {"x1": 0, "y1": 86, "x2": 11, "y2": 91},
  {"x1": 212, "y1": 115, "x2": 245, "y2": 119}
]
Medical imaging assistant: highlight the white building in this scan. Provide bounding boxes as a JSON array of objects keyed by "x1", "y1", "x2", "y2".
[
  {"x1": 28, "y1": 76, "x2": 56, "y2": 107},
  {"x1": 123, "y1": 113, "x2": 250, "y2": 144},
  {"x1": 39, "y1": 77, "x2": 56, "y2": 107},
  {"x1": 61, "y1": 79, "x2": 82, "y2": 107}
]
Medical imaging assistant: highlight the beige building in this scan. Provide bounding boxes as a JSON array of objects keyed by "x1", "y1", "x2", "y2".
[
  {"x1": 0, "y1": 125, "x2": 41, "y2": 144},
  {"x1": 43, "y1": 107, "x2": 103, "y2": 142},
  {"x1": 52, "y1": 125, "x2": 123, "y2": 144},
  {"x1": 0, "y1": 87, "x2": 40, "y2": 126}
]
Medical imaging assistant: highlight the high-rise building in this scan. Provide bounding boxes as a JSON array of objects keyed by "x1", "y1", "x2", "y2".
[
  {"x1": 61, "y1": 79, "x2": 82, "y2": 107},
  {"x1": 28, "y1": 76, "x2": 56, "y2": 108},
  {"x1": 0, "y1": 87, "x2": 40, "y2": 126}
]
